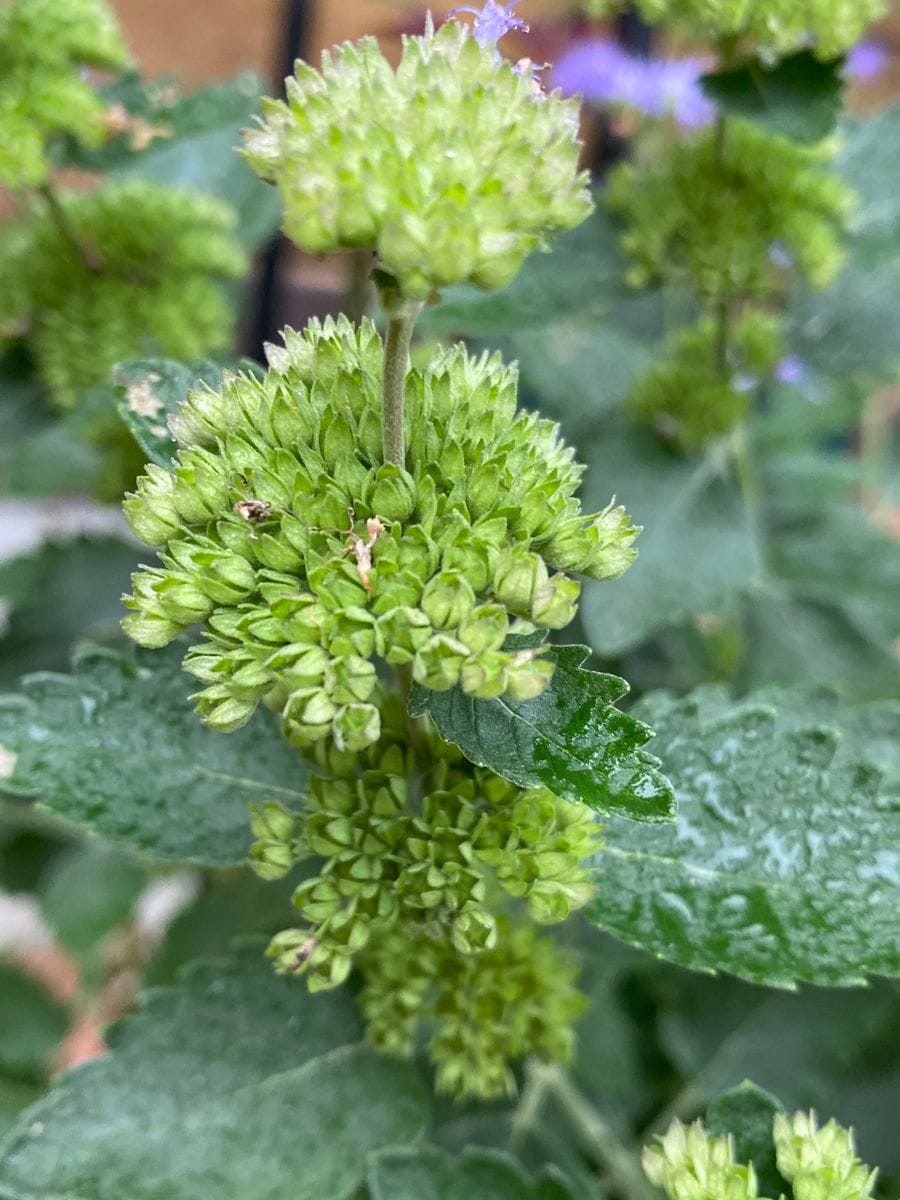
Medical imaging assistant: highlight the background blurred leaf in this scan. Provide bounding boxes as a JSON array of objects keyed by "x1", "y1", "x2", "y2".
[
  {"x1": 368, "y1": 1146, "x2": 580, "y2": 1200},
  {"x1": 706, "y1": 1081, "x2": 785, "y2": 1197},
  {"x1": 0, "y1": 966, "x2": 67, "y2": 1086},
  {"x1": 0, "y1": 642, "x2": 308, "y2": 864},
  {"x1": 701, "y1": 53, "x2": 843, "y2": 143},
  {"x1": 0, "y1": 945, "x2": 428, "y2": 1200},
  {"x1": 0, "y1": 537, "x2": 140, "y2": 688},
  {"x1": 64, "y1": 72, "x2": 281, "y2": 251}
]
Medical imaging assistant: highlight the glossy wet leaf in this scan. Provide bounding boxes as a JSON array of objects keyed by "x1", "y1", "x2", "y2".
[
  {"x1": 0, "y1": 642, "x2": 307, "y2": 864},
  {"x1": 587, "y1": 690, "x2": 900, "y2": 986},
  {"x1": 707, "y1": 1081, "x2": 785, "y2": 1198},
  {"x1": 409, "y1": 644, "x2": 675, "y2": 823},
  {"x1": 578, "y1": 419, "x2": 758, "y2": 656},
  {"x1": 0, "y1": 945, "x2": 427, "y2": 1200},
  {"x1": 701, "y1": 52, "x2": 843, "y2": 143},
  {"x1": 368, "y1": 1146, "x2": 580, "y2": 1200}
]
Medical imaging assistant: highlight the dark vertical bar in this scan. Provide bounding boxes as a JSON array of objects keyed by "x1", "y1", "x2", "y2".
[
  {"x1": 592, "y1": 4, "x2": 653, "y2": 176},
  {"x1": 251, "y1": 0, "x2": 313, "y2": 358}
]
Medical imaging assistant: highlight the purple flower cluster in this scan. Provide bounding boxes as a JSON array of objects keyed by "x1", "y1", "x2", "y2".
[
  {"x1": 449, "y1": 1, "x2": 528, "y2": 49},
  {"x1": 845, "y1": 39, "x2": 889, "y2": 81},
  {"x1": 553, "y1": 37, "x2": 715, "y2": 128}
]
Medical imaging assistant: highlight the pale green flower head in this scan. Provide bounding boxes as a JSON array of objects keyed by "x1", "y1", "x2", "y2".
[
  {"x1": 0, "y1": 0, "x2": 130, "y2": 187},
  {"x1": 596, "y1": 0, "x2": 886, "y2": 59},
  {"x1": 774, "y1": 1112, "x2": 878, "y2": 1200},
  {"x1": 642, "y1": 1121, "x2": 759, "y2": 1200},
  {"x1": 242, "y1": 18, "x2": 593, "y2": 301}
]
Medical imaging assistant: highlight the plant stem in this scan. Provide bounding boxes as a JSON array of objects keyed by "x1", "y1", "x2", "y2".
[
  {"x1": 511, "y1": 1062, "x2": 658, "y2": 1200},
  {"x1": 345, "y1": 250, "x2": 374, "y2": 324},
  {"x1": 380, "y1": 301, "x2": 422, "y2": 468},
  {"x1": 712, "y1": 113, "x2": 731, "y2": 381},
  {"x1": 38, "y1": 183, "x2": 103, "y2": 271}
]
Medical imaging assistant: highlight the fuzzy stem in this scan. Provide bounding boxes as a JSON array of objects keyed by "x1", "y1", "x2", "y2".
[
  {"x1": 380, "y1": 302, "x2": 422, "y2": 467},
  {"x1": 512, "y1": 1062, "x2": 658, "y2": 1200},
  {"x1": 38, "y1": 183, "x2": 104, "y2": 272}
]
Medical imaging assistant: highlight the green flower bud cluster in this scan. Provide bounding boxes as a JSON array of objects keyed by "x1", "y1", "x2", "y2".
[
  {"x1": 624, "y1": 0, "x2": 885, "y2": 59},
  {"x1": 773, "y1": 1113, "x2": 878, "y2": 1200},
  {"x1": 605, "y1": 120, "x2": 851, "y2": 305},
  {"x1": 644, "y1": 1114, "x2": 879, "y2": 1200},
  {"x1": 123, "y1": 316, "x2": 638, "y2": 752},
  {"x1": 357, "y1": 916, "x2": 586, "y2": 1099},
  {"x1": 0, "y1": 0, "x2": 129, "y2": 188},
  {"x1": 242, "y1": 19, "x2": 592, "y2": 300},
  {"x1": 262, "y1": 723, "x2": 601, "y2": 991},
  {"x1": 628, "y1": 310, "x2": 782, "y2": 450},
  {"x1": 0, "y1": 178, "x2": 247, "y2": 408},
  {"x1": 643, "y1": 1121, "x2": 760, "y2": 1200}
]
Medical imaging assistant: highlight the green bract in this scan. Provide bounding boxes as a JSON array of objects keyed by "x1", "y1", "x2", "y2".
[
  {"x1": 0, "y1": 179, "x2": 247, "y2": 407},
  {"x1": 241, "y1": 19, "x2": 592, "y2": 300},
  {"x1": 606, "y1": 119, "x2": 851, "y2": 304},
  {"x1": 624, "y1": 0, "x2": 885, "y2": 59},
  {"x1": 0, "y1": 0, "x2": 129, "y2": 188},
  {"x1": 123, "y1": 316, "x2": 637, "y2": 754}
]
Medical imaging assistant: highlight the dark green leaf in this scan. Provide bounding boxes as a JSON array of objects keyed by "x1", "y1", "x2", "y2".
[
  {"x1": 706, "y1": 1081, "x2": 785, "y2": 1197},
  {"x1": 0, "y1": 967, "x2": 67, "y2": 1085},
  {"x1": 587, "y1": 690, "x2": 900, "y2": 986},
  {"x1": 0, "y1": 537, "x2": 141, "y2": 688},
  {"x1": 368, "y1": 1147, "x2": 579, "y2": 1200},
  {"x1": 701, "y1": 53, "x2": 843, "y2": 143},
  {"x1": 579, "y1": 420, "x2": 758, "y2": 657},
  {"x1": 0, "y1": 642, "x2": 307, "y2": 865},
  {"x1": 419, "y1": 209, "x2": 665, "y2": 439},
  {"x1": 0, "y1": 944, "x2": 428, "y2": 1200},
  {"x1": 38, "y1": 843, "x2": 146, "y2": 955},
  {"x1": 409, "y1": 644, "x2": 674, "y2": 823},
  {"x1": 113, "y1": 358, "x2": 243, "y2": 467}
]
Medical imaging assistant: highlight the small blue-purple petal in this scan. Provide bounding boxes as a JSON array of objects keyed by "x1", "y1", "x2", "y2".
[
  {"x1": 846, "y1": 39, "x2": 889, "y2": 81},
  {"x1": 775, "y1": 355, "x2": 807, "y2": 385},
  {"x1": 449, "y1": 0, "x2": 528, "y2": 48},
  {"x1": 552, "y1": 37, "x2": 715, "y2": 128}
]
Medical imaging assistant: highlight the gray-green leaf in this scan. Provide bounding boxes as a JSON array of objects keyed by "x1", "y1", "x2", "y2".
[
  {"x1": 701, "y1": 52, "x2": 843, "y2": 143},
  {"x1": 409, "y1": 644, "x2": 675, "y2": 823},
  {"x1": 368, "y1": 1146, "x2": 579, "y2": 1200},
  {"x1": 0, "y1": 945, "x2": 427, "y2": 1200},
  {"x1": 0, "y1": 642, "x2": 307, "y2": 865},
  {"x1": 586, "y1": 690, "x2": 900, "y2": 986}
]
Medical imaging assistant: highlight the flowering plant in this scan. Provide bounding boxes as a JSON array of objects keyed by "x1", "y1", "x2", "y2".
[{"x1": 0, "y1": 0, "x2": 897, "y2": 1197}]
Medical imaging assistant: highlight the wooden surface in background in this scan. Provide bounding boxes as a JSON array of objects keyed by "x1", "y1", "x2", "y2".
[{"x1": 111, "y1": 1, "x2": 570, "y2": 84}]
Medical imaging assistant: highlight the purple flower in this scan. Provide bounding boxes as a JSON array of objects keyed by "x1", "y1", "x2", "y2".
[
  {"x1": 552, "y1": 37, "x2": 715, "y2": 128},
  {"x1": 845, "y1": 39, "x2": 889, "y2": 81},
  {"x1": 775, "y1": 355, "x2": 807, "y2": 385},
  {"x1": 449, "y1": 1, "x2": 528, "y2": 48}
]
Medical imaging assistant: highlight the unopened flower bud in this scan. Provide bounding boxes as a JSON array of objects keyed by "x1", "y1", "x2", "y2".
[
  {"x1": 368, "y1": 463, "x2": 417, "y2": 522},
  {"x1": 333, "y1": 702, "x2": 382, "y2": 751},
  {"x1": 457, "y1": 603, "x2": 508, "y2": 654},
  {"x1": 531, "y1": 573, "x2": 580, "y2": 629},
  {"x1": 171, "y1": 448, "x2": 229, "y2": 524},
  {"x1": 461, "y1": 651, "x2": 510, "y2": 699},
  {"x1": 492, "y1": 546, "x2": 548, "y2": 613},
  {"x1": 124, "y1": 464, "x2": 182, "y2": 546},
  {"x1": 421, "y1": 571, "x2": 476, "y2": 629},
  {"x1": 325, "y1": 655, "x2": 377, "y2": 704},
  {"x1": 413, "y1": 634, "x2": 469, "y2": 690},
  {"x1": 505, "y1": 652, "x2": 554, "y2": 700},
  {"x1": 376, "y1": 606, "x2": 433, "y2": 664}
]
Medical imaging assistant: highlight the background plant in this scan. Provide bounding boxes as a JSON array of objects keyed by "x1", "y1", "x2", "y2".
[{"x1": 0, "y1": 1, "x2": 897, "y2": 1197}]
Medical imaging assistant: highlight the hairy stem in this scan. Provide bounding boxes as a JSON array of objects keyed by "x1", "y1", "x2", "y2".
[
  {"x1": 38, "y1": 183, "x2": 104, "y2": 272},
  {"x1": 512, "y1": 1062, "x2": 657, "y2": 1200},
  {"x1": 381, "y1": 301, "x2": 422, "y2": 468},
  {"x1": 345, "y1": 250, "x2": 374, "y2": 324}
]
